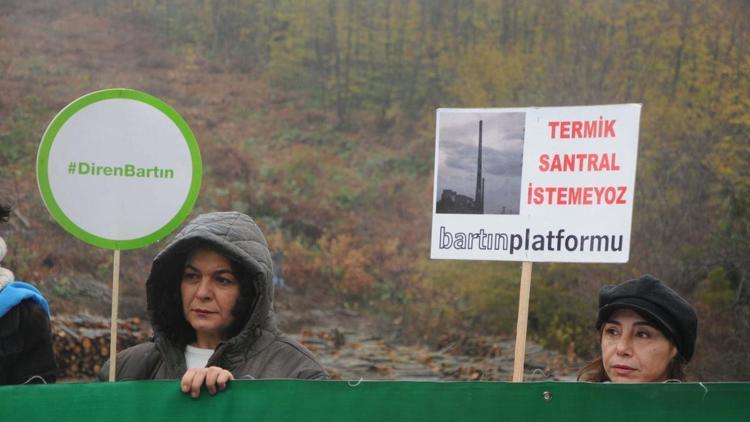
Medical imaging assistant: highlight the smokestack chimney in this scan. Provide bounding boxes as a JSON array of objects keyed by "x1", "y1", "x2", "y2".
[{"x1": 475, "y1": 120, "x2": 483, "y2": 214}]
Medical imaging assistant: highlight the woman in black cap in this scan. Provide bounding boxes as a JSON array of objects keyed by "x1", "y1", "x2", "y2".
[{"x1": 578, "y1": 275, "x2": 698, "y2": 382}]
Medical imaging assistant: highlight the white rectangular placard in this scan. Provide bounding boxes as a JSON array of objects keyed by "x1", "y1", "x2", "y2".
[{"x1": 431, "y1": 104, "x2": 641, "y2": 263}]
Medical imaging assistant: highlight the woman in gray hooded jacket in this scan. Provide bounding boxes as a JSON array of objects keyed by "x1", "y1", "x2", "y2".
[{"x1": 100, "y1": 212, "x2": 327, "y2": 396}]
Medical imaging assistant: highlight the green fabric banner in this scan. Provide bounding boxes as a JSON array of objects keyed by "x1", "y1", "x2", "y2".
[{"x1": 1, "y1": 380, "x2": 748, "y2": 421}]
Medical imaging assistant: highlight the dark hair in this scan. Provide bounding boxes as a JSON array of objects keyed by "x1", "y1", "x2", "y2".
[
  {"x1": 0, "y1": 204, "x2": 10, "y2": 223},
  {"x1": 226, "y1": 271, "x2": 259, "y2": 338},
  {"x1": 157, "y1": 244, "x2": 258, "y2": 348},
  {"x1": 577, "y1": 321, "x2": 688, "y2": 382}
]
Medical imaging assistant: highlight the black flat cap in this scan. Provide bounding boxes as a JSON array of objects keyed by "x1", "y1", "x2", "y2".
[{"x1": 596, "y1": 275, "x2": 698, "y2": 362}]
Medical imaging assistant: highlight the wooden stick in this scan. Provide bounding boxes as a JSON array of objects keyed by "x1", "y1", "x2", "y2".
[
  {"x1": 512, "y1": 261, "x2": 533, "y2": 382},
  {"x1": 108, "y1": 250, "x2": 121, "y2": 382}
]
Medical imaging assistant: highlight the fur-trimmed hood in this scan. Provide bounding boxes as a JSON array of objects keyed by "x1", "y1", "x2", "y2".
[
  {"x1": 146, "y1": 212, "x2": 277, "y2": 345},
  {"x1": 0, "y1": 237, "x2": 14, "y2": 290}
]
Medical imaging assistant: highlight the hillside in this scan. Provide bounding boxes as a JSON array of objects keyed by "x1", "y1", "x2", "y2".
[{"x1": 1, "y1": 0, "x2": 749, "y2": 380}]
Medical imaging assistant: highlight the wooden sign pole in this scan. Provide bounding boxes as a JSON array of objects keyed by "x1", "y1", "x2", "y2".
[
  {"x1": 512, "y1": 261, "x2": 533, "y2": 382},
  {"x1": 108, "y1": 250, "x2": 121, "y2": 382}
]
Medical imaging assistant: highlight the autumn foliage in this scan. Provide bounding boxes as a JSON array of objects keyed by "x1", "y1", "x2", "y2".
[{"x1": 1, "y1": 0, "x2": 749, "y2": 380}]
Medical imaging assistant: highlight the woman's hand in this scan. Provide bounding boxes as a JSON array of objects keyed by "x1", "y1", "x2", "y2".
[{"x1": 181, "y1": 366, "x2": 234, "y2": 398}]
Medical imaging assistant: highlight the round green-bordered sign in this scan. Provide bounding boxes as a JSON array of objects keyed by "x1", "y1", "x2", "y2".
[{"x1": 37, "y1": 88, "x2": 202, "y2": 250}]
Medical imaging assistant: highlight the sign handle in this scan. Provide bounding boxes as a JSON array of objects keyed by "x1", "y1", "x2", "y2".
[
  {"x1": 108, "y1": 249, "x2": 121, "y2": 382},
  {"x1": 512, "y1": 261, "x2": 533, "y2": 382}
]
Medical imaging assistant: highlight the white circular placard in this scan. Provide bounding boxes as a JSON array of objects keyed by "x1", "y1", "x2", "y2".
[{"x1": 37, "y1": 89, "x2": 202, "y2": 250}]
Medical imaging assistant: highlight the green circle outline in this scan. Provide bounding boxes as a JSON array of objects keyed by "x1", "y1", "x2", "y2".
[{"x1": 36, "y1": 88, "x2": 202, "y2": 250}]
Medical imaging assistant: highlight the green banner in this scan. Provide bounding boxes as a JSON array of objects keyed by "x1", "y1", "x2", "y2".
[{"x1": 1, "y1": 380, "x2": 748, "y2": 421}]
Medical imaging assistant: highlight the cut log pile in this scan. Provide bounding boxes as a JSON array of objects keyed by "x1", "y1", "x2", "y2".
[{"x1": 51, "y1": 315, "x2": 152, "y2": 379}]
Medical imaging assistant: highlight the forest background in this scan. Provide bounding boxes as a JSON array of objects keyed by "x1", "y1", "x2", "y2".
[{"x1": 0, "y1": 0, "x2": 748, "y2": 380}]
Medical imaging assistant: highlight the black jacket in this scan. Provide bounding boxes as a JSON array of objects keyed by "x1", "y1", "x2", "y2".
[{"x1": 0, "y1": 300, "x2": 58, "y2": 384}]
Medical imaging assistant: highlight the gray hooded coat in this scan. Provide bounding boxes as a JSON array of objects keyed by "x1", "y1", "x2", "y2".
[{"x1": 99, "y1": 212, "x2": 327, "y2": 381}]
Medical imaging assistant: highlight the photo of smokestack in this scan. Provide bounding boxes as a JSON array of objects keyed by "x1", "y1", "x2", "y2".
[{"x1": 435, "y1": 111, "x2": 525, "y2": 215}]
